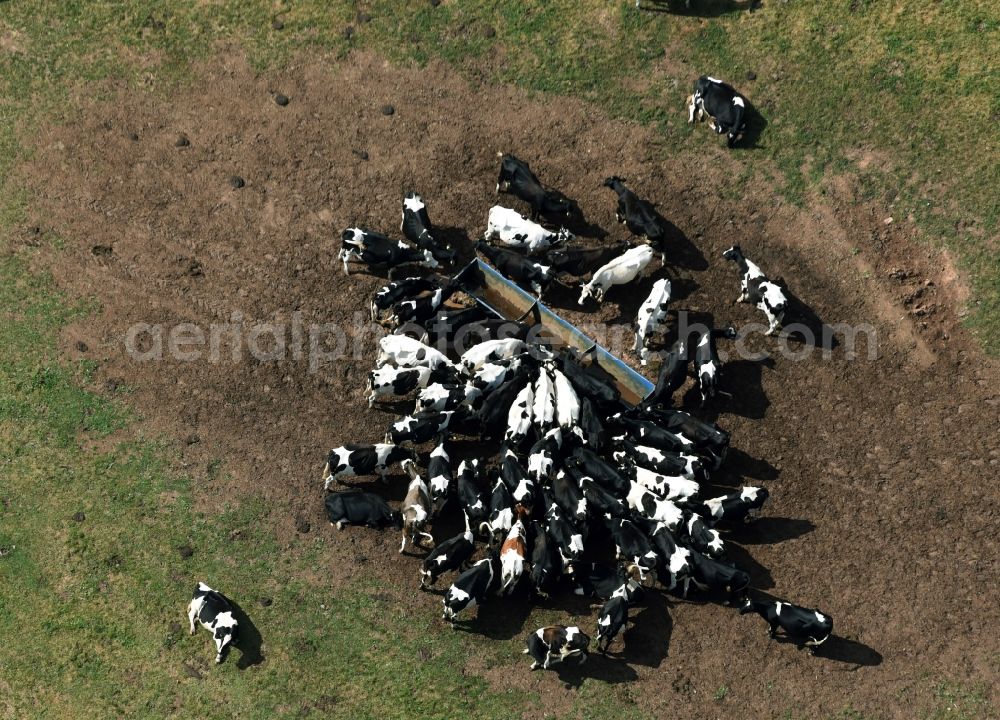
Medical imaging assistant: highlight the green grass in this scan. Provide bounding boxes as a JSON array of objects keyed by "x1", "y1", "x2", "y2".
[{"x1": 1, "y1": 1, "x2": 998, "y2": 718}]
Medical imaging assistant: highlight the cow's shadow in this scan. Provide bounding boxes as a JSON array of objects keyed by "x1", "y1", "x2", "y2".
[
  {"x1": 733, "y1": 100, "x2": 768, "y2": 150},
  {"x1": 777, "y1": 286, "x2": 841, "y2": 351},
  {"x1": 550, "y1": 652, "x2": 639, "y2": 687},
  {"x1": 813, "y1": 636, "x2": 883, "y2": 668},
  {"x1": 458, "y1": 594, "x2": 533, "y2": 641},
  {"x1": 618, "y1": 592, "x2": 673, "y2": 668},
  {"x1": 436, "y1": 226, "x2": 475, "y2": 266},
  {"x1": 727, "y1": 516, "x2": 816, "y2": 545},
  {"x1": 228, "y1": 599, "x2": 265, "y2": 669},
  {"x1": 663, "y1": 219, "x2": 709, "y2": 272},
  {"x1": 639, "y1": 0, "x2": 756, "y2": 17},
  {"x1": 718, "y1": 356, "x2": 774, "y2": 420},
  {"x1": 724, "y1": 543, "x2": 774, "y2": 590},
  {"x1": 722, "y1": 447, "x2": 780, "y2": 483}
]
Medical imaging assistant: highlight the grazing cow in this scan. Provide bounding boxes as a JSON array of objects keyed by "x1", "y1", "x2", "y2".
[
  {"x1": 722, "y1": 245, "x2": 789, "y2": 336},
  {"x1": 385, "y1": 411, "x2": 453, "y2": 446},
  {"x1": 635, "y1": 278, "x2": 672, "y2": 365},
  {"x1": 569, "y1": 447, "x2": 630, "y2": 497},
  {"x1": 482, "y1": 477, "x2": 514, "y2": 541},
  {"x1": 634, "y1": 517, "x2": 691, "y2": 591},
  {"x1": 687, "y1": 75, "x2": 747, "y2": 148},
  {"x1": 505, "y1": 381, "x2": 536, "y2": 446},
  {"x1": 552, "y1": 470, "x2": 588, "y2": 524},
  {"x1": 325, "y1": 490, "x2": 402, "y2": 529},
  {"x1": 322, "y1": 443, "x2": 416, "y2": 490},
  {"x1": 579, "y1": 475, "x2": 628, "y2": 518},
  {"x1": 527, "y1": 428, "x2": 562, "y2": 483},
  {"x1": 578, "y1": 244, "x2": 654, "y2": 305},
  {"x1": 421, "y1": 512, "x2": 475, "y2": 588},
  {"x1": 476, "y1": 241, "x2": 553, "y2": 298},
  {"x1": 532, "y1": 367, "x2": 557, "y2": 431},
  {"x1": 401, "y1": 191, "x2": 455, "y2": 265},
  {"x1": 645, "y1": 336, "x2": 690, "y2": 406},
  {"x1": 642, "y1": 407, "x2": 730, "y2": 468},
  {"x1": 442, "y1": 554, "x2": 498, "y2": 625},
  {"x1": 693, "y1": 326, "x2": 737, "y2": 406},
  {"x1": 626, "y1": 465, "x2": 699, "y2": 503},
  {"x1": 476, "y1": 369, "x2": 532, "y2": 440},
  {"x1": 496, "y1": 153, "x2": 575, "y2": 222},
  {"x1": 686, "y1": 549, "x2": 750, "y2": 603},
  {"x1": 187, "y1": 582, "x2": 239, "y2": 664},
  {"x1": 376, "y1": 334, "x2": 453, "y2": 372},
  {"x1": 740, "y1": 598, "x2": 834, "y2": 653},
  {"x1": 399, "y1": 460, "x2": 433, "y2": 553},
  {"x1": 596, "y1": 580, "x2": 642, "y2": 654},
  {"x1": 484, "y1": 205, "x2": 573, "y2": 254},
  {"x1": 420, "y1": 305, "x2": 491, "y2": 346},
  {"x1": 612, "y1": 414, "x2": 691, "y2": 456},
  {"x1": 546, "y1": 241, "x2": 630, "y2": 278},
  {"x1": 529, "y1": 520, "x2": 561, "y2": 597},
  {"x1": 681, "y1": 511, "x2": 725, "y2": 557},
  {"x1": 603, "y1": 177, "x2": 669, "y2": 262},
  {"x1": 416, "y1": 383, "x2": 482, "y2": 414},
  {"x1": 613, "y1": 439, "x2": 704, "y2": 481},
  {"x1": 550, "y1": 368, "x2": 580, "y2": 432},
  {"x1": 607, "y1": 518, "x2": 659, "y2": 583},
  {"x1": 625, "y1": 481, "x2": 684, "y2": 529},
  {"x1": 695, "y1": 486, "x2": 769, "y2": 526},
  {"x1": 545, "y1": 503, "x2": 586, "y2": 572},
  {"x1": 456, "y1": 459, "x2": 488, "y2": 525},
  {"x1": 524, "y1": 626, "x2": 591, "y2": 670},
  {"x1": 576, "y1": 396, "x2": 607, "y2": 450},
  {"x1": 557, "y1": 351, "x2": 622, "y2": 408},
  {"x1": 371, "y1": 276, "x2": 443, "y2": 322},
  {"x1": 367, "y1": 365, "x2": 453, "y2": 408},
  {"x1": 426, "y1": 442, "x2": 452, "y2": 515},
  {"x1": 500, "y1": 514, "x2": 529, "y2": 593},
  {"x1": 460, "y1": 337, "x2": 528, "y2": 373},
  {"x1": 340, "y1": 227, "x2": 438, "y2": 275}
]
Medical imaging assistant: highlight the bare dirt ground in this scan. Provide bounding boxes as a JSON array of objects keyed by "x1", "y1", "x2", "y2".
[{"x1": 21, "y1": 51, "x2": 1000, "y2": 718}]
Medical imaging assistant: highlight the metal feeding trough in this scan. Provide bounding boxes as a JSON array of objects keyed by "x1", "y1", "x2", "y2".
[{"x1": 456, "y1": 259, "x2": 655, "y2": 406}]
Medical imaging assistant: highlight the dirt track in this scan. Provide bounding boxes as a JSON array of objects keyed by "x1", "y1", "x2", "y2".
[{"x1": 23, "y1": 52, "x2": 1000, "y2": 717}]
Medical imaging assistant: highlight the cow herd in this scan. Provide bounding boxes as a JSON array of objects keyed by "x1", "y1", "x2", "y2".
[{"x1": 187, "y1": 76, "x2": 828, "y2": 669}]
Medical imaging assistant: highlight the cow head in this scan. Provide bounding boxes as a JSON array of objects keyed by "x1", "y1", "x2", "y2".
[
  {"x1": 722, "y1": 245, "x2": 743, "y2": 262},
  {"x1": 212, "y1": 613, "x2": 238, "y2": 663}
]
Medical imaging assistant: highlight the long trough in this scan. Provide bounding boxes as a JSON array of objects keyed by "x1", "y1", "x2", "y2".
[{"x1": 456, "y1": 259, "x2": 655, "y2": 406}]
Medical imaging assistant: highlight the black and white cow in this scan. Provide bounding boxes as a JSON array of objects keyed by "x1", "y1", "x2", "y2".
[
  {"x1": 325, "y1": 490, "x2": 402, "y2": 529},
  {"x1": 645, "y1": 336, "x2": 689, "y2": 406},
  {"x1": 456, "y1": 459, "x2": 488, "y2": 525},
  {"x1": 527, "y1": 428, "x2": 562, "y2": 483},
  {"x1": 573, "y1": 562, "x2": 642, "y2": 601},
  {"x1": 505, "y1": 380, "x2": 536, "y2": 447},
  {"x1": 633, "y1": 517, "x2": 691, "y2": 591},
  {"x1": 532, "y1": 366, "x2": 557, "y2": 432},
  {"x1": 416, "y1": 383, "x2": 482, "y2": 414},
  {"x1": 500, "y1": 446, "x2": 535, "y2": 508},
  {"x1": 376, "y1": 334, "x2": 454, "y2": 372},
  {"x1": 485, "y1": 206, "x2": 573, "y2": 254},
  {"x1": 578, "y1": 474, "x2": 628, "y2": 518},
  {"x1": 635, "y1": 278, "x2": 672, "y2": 366},
  {"x1": 595, "y1": 580, "x2": 642, "y2": 654},
  {"x1": 545, "y1": 502, "x2": 586, "y2": 572},
  {"x1": 469, "y1": 357, "x2": 525, "y2": 394},
  {"x1": 740, "y1": 598, "x2": 834, "y2": 653},
  {"x1": 642, "y1": 407, "x2": 730, "y2": 468},
  {"x1": 693, "y1": 326, "x2": 737, "y2": 406},
  {"x1": 569, "y1": 446, "x2": 630, "y2": 497},
  {"x1": 550, "y1": 367, "x2": 581, "y2": 433},
  {"x1": 443, "y1": 553, "x2": 498, "y2": 625},
  {"x1": 187, "y1": 582, "x2": 239, "y2": 664},
  {"x1": 602, "y1": 177, "x2": 669, "y2": 262},
  {"x1": 528, "y1": 520, "x2": 561, "y2": 597},
  {"x1": 524, "y1": 625, "x2": 591, "y2": 670},
  {"x1": 722, "y1": 245, "x2": 789, "y2": 336},
  {"x1": 340, "y1": 227, "x2": 438, "y2": 276},
  {"x1": 496, "y1": 153, "x2": 575, "y2": 223},
  {"x1": 367, "y1": 365, "x2": 453, "y2": 408},
  {"x1": 626, "y1": 464, "x2": 699, "y2": 503},
  {"x1": 482, "y1": 477, "x2": 514, "y2": 541},
  {"x1": 322, "y1": 443, "x2": 416, "y2": 490},
  {"x1": 371, "y1": 276, "x2": 443, "y2": 322},
  {"x1": 687, "y1": 75, "x2": 748, "y2": 148},
  {"x1": 476, "y1": 241, "x2": 554, "y2": 299},
  {"x1": 680, "y1": 511, "x2": 725, "y2": 557},
  {"x1": 420, "y1": 305, "x2": 491, "y2": 346},
  {"x1": 389, "y1": 281, "x2": 459, "y2": 328},
  {"x1": 694, "y1": 486, "x2": 769, "y2": 526},
  {"x1": 552, "y1": 469, "x2": 588, "y2": 524},
  {"x1": 613, "y1": 438, "x2": 704, "y2": 481},
  {"x1": 625, "y1": 480, "x2": 685, "y2": 527},
  {"x1": 686, "y1": 549, "x2": 750, "y2": 603},
  {"x1": 607, "y1": 518, "x2": 659, "y2": 583},
  {"x1": 460, "y1": 337, "x2": 528, "y2": 374},
  {"x1": 476, "y1": 369, "x2": 532, "y2": 440},
  {"x1": 578, "y1": 244, "x2": 655, "y2": 305},
  {"x1": 576, "y1": 396, "x2": 607, "y2": 451},
  {"x1": 385, "y1": 410, "x2": 453, "y2": 446},
  {"x1": 401, "y1": 191, "x2": 456, "y2": 265},
  {"x1": 426, "y1": 442, "x2": 452, "y2": 515},
  {"x1": 421, "y1": 512, "x2": 475, "y2": 588}
]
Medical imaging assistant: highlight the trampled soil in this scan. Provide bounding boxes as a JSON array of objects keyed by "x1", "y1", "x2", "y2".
[{"x1": 20, "y1": 51, "x2": 1000, "y2": 718}]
